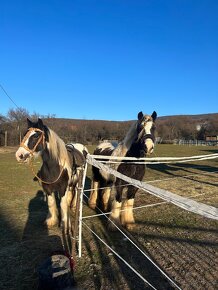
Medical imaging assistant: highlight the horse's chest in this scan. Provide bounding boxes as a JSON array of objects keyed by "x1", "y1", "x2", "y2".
[
  {"x1": 40, "y1": 168, "x2": 69, "y2": 196},
  {"x1": 118, "y1": 163, "x2": 145, "y2": 180}
]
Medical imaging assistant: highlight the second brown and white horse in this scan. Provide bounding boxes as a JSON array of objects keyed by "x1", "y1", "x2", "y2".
[{"x1": 89, "y1": 111, "x2": 157, "y2": 230}]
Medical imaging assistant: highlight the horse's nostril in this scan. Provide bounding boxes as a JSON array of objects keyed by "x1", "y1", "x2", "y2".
[{"x1": 19, "y1": 154, "x2": 24, "y2": 159}]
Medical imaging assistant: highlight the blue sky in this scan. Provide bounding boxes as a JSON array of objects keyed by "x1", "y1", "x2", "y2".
[{"x1": 1, "y1": 0, "x2": 218, "y2": 121}]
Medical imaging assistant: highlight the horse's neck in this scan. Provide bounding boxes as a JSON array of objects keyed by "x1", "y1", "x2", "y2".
[
  {"x1": 112, "y1": 122, "x2": 137, "y2": 157},
  {"x1": 47, "y1": 129, "x2": 72, "y2": 173},
  {"x1": 36, "y1": 150, "x2": 57, "y2": 182},
  {"x1": 126, "y1": 142, "x2": 142, "y2": 158},
  {"x1": 41, "y1": 149, "x2": 60, "y2": 170},
  {"x1": 41, "y1": 145, "x2": 71, "y2": 168}
]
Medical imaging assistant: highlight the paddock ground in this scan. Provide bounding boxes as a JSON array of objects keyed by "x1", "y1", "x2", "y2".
[{"x1": 0, "y1": 144, "x2": 217, "y2": 289}]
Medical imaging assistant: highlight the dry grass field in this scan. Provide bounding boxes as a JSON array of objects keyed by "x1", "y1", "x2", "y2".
[{"x1": 0, "y1": 144, "x2": 217, "y2": 290}]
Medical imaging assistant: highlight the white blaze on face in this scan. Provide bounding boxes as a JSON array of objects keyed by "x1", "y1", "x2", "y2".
[
  {"x1": 144, "y1": 120, "x2": 154, "y2": 154},
  {"x1": 15, "y1": 131, "x2": 35, "y2": 162}
]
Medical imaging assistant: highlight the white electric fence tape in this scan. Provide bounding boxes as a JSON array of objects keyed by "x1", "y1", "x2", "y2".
[
  {"x1": 91, "y1": 153, "x2": 218, "y2": 161},
  {"x1": 87, "y1": 154, "x2": 218, "y2": 220}
]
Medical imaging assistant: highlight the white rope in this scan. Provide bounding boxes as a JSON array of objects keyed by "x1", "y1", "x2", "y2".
[
  {"x1": 91, "y1": 152, "x2": 218, "y2": 161},
  {"x1": 101, "y1": 154, "x2": 218, "y2": 164},
  {"x1": 87, "y1": 154, "x2": 218, "y2": 220},
  {"x1": 82, "y1": 221, "x2": 158, "y2": 290}
]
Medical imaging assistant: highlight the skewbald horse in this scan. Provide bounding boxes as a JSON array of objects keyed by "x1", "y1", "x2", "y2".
[
  {"x1": 16, "y1": 118, "x2": 87, "y2": 232},
  {"x1": 89, "y1": 111, "x2": 157, "y2": 230}
]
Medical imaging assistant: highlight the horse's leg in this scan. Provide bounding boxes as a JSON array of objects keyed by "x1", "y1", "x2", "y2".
[
  {"x1": 89, "y1": 166, "x2": 101, "y2": 209},
  {"x1": 108, "y1": 188, "x2": 122, "y2": 230},
  {"x1": 46, "y1": 192, "x2": 59, "y2": 227},
  {"x1": 110, "y1": 200, "x2": 121, "y2": 223},
  {"x1": 88, "y1": 179, "x2": 99, "y2": 209},
  {"x1": 70, "y1": 169, "x2": 80, "y2": 212},
  {"x1": 102, "y1": 186, "x2": 111, "y2": 211},
  {"x1": 66, "y1": 185, "x2": 76, "y2": 213},
  {"x1": 121, "y1": 186, "x2": 136, "y2": 230},
  {"x1": 70, "y1": 187, "x2": 77, "y2": 212},
  {"x1": 121, "y1": 198, "x2": 135, "y2": 230},
  {"x1": 67, "y1": 186, "x2": 73, "y2": 206},
  {"x1": 60, "y1": 193, "x2": 71, "y2": 234}
]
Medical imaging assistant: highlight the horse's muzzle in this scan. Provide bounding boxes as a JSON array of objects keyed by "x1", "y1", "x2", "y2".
[
  {"x1": 145, "y1": 139, "x2": 154, "y2": 155},
  {"x1": 15, "y1": 148, "x2": 30, "y2": 163}
]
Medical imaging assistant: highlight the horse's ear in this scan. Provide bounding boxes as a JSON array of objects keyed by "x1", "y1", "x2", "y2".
[
  {"x1": 38, "y1": 118, "x2": 44, "y2": 130},
  {"x1": 27, "y1": 118, "x2": 33, "y2": 128},
  {"x1": 151, "y1": 111, "x2": 157, "y2": 121},
  {"x1": 138, "y1": 111, "x2": 143, "y2": 120}
]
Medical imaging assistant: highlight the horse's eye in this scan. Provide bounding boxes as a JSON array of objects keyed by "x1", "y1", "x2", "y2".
[{"x1": 33, "y1": 133, "x2": 39, "y2": 139}]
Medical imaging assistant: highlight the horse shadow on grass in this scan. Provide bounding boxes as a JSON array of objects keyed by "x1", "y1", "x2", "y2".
[
  {"x1": 22, "y1": 190, "x2": 65, "y2": 289},
  {"x1": 22, "y1": 190, "x2": 48, "y2": 241},
  {"x1": 0, "y1": 211, "x2": 23, "y2": 290}
]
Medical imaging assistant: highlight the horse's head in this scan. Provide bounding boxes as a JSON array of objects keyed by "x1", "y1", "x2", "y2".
[
  {"x1": 15, "y1": 118, "x2": 47, "y2": 163},
  {"x1": 136, "y1": 111, "x2": 157, "y2": 156}
]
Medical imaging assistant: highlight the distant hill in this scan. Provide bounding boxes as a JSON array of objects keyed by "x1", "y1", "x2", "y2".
[
  {"x1": 1, "y1": 113, "x2": 217, "y2": 146},
  {"x1": 41, "y1": 112, "x2": 218, "y2": 144},
  {"x1": 44, "y1": 112, "x2": 218, "y2": 124},
  {"x1": 43, "y1": 113, "x2": 218, "y2": 130},
  {"x1": 157, "y1": 113, "x2": 218, "y2": 121}
]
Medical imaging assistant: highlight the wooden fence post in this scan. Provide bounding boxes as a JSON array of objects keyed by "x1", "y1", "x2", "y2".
[{"x1": 5, "y1": 131, "x2": 7, "y2": 147}]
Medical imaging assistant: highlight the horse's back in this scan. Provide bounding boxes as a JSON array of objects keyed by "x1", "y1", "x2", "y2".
[
  {"x1": 66, "y1": 143, "x2": 87, "y2": 168},
  {"x1": 94, "y1": 142, "x2": 114, "y2": 156}
]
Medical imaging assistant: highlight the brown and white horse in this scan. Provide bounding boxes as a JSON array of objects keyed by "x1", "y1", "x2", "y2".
[
  {"x1": 15, "y1": 118, "x2": 87, "y2": 232},
  {"x1": 89, "y1": 111, "x2": 157, "y2": 230}
]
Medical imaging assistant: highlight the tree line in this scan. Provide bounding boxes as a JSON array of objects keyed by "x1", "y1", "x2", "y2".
[{"x1": 0, "y1": 107, "x2": 218, "y2": 146}]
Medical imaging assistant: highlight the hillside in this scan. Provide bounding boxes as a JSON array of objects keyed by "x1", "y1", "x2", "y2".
[
  {"x1": 43, "y1": 112, "x2": 218, "y2": 128},
  {"x1": 1, "y1": 113, "x2": 217, "y2": 146},
  {"x1": 41, "y1": 113, "x2": 218, "y2": 144}
]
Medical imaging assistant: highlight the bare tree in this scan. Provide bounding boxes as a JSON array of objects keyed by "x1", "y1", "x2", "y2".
[
  {"x1": 7, "y1": 107, "x2": 30, "y2": 143},
  {"x1": 7, "y1": 107, "x2": 30, "y2": 122},
  {"x1": 0, "y1": 114, "x2": 7, "y2": 124}
]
